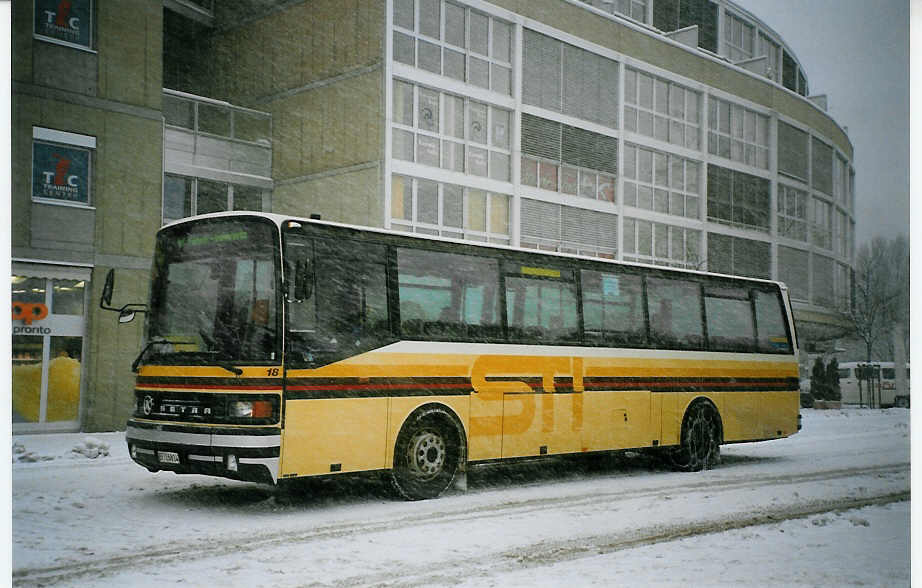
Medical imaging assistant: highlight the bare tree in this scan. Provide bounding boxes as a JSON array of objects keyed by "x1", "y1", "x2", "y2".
[{"x1": 844, "y1": 236, "x2": 908, "y2": 363}]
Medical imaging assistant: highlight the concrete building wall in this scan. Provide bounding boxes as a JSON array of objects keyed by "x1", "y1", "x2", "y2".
[{"x1": 12, "y1": 0, "x2": 164, "y2": 432}]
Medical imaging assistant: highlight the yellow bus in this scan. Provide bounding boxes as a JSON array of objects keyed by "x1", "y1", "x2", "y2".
[{"x1": 102, "y1": 212, "x2": 800, "y2": 500}]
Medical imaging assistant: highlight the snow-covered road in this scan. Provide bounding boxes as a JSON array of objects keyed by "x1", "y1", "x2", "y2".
[{"x1": 12, "y1": 408, "x2": 910, "y2": 587}]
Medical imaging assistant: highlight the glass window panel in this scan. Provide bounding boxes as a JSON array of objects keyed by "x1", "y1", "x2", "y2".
[
  {"x1": 705, "y1": 294, "x2": 754, "y2": 351},
  {"x1": 654, "y1": 153, "x2": 668, "y2": 186},
  {"x1": 12, "y1": 335, "x2": 44, "y2": 423},
  {"x1": 419, "y1": 0, "x2": 440, "y2": 39},
  {"x1": 394, "y1": 32, "x2": 416, "y2": 65},
  {"x1": 637, "y1": 73, "x2": 653, "y2": 108},
  {"x1": 443, "y1": 94, "x2": 464, "y2": 139},
  {"x1": 489, "y1": 152, "x2": 510, "y2": 182},
  {"x1": 647, "y1": 277, "x2": 703, "y2": 349},
  {"x1": 493, "y1": 20, "x2": 512, "y2": 62},
  {"x1": 392, "y1": 128, "x2": 415, "y2": 161},
  {"x1": 163, "y1": 94, "x2": 193, "y2": 128},
  {"x1": 598, "y1": 174, "x2": 615, "y2": 202},
  {"x1": 442, "y1": 140, "x2": 464, "y2": 171},
  {"x1": 418, "y1": 87, "x2": 439, "y2": 132},
  {"x1": 579, "y1": 171, "x2": 597, "y2": 199},
  {"x1": 469, "y1": 102, "x2": 487, "y2": 143},
  {"x1": 417, "y1": 179, "x2": 439, "y2": 224},
  {"x1": 521, "y1": 157, "x2": 538, "y2": 186},
  {"x1": 417, "y1": 134, "x2": 440, "y2": 167},
  {"x1": 637, "y1": 219, "x2": 652, "y2": 255},
  {"x1": 445, "y1": 3, "x2": 466, "y2": 47},
  {"x1": 163, "y1": 175, "x2": 192, "y2": 223},
  {"x1": 52, "y1": 279, "x2": 84, "y2": 316},
  {"x1": 654, "y1": 79, "x2": 668, "y2": 114},
  {"x1": 394, "y1": 0, "x2": 415, "y2": 30},
  {"x1": 638, "y1": 185, "x2": 653, "y2": 210},
  {"x1": 418, "y1": 39, "x2": 441, "y2": 73},
  {"x1": 232, "y1": 185, "x2": 263, "y2": 211},
  {"x1": 491, "y1": 64, "x2": 511, "y2": 95},
  {"x1": 539, "y1": 161, "x2": 558, "y2": 191},
  {"x1": 467, "y1": 146, "x2": 488, "y2": 176},
  {"x1": 623, "y1": 182, "x2": 637, "y2": 207},
  {"x1": 638, "y1": 110, "x2": 653, "y2": 136},
  {"x1": 623, "y1": 219, "x2": 636, "y2": 253},
  {"x1": 469, "y1": 11, "x2": 489, "y2": 55},
  {"x1": 443, "y1": 48, "x2": 465, "y2": 81},
  {"x1": 582, "y1": 270, "x2": 645, "y2": 345},
  {"x1": 489, "y1": 193, "x2": 509, "y2": 235},
  {"x1": 198, "y1": 103, "x2": 230, "y2": 136},
  {"x1": 505, "y1": 276, "x2": 578, "y2": 342},
  {"x1": 393, "y1": 80, "x2": 414, "y2": 126},
  {"x1": 559, "y1": 166, "x2": 578, "y2": 195},
  {"x1": 491, "y1": 108, "x2": 510, "y2": 149},
  {"x1": 196, "y1": 179, "x2": 228, "y2": 214},
  {"x1": 391, "y1": 175, "x2": 412, "y2": 221},
  {"x1": 443, "y1": 184, "x2": 463, "y2": 227},
  {"x1": 638, "y1": 148, "x2": 653, "y2": 183},
  {"x1": 468, "y1": 56, "x2": 489, "y2": 88},
  {"x1": 754, "y1": 290, "x2": 791, "y2": 353},
  {"x1": 467, "y1": 189, "x2": 487, "y2": 231}
]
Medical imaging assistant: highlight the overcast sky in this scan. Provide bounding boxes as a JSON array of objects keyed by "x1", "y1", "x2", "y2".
[{"x1": 731, "y1": 0, "x2": 910, "y2": 247}]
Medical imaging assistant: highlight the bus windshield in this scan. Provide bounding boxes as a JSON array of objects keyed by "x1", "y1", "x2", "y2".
[{"x1": 147, "y1": 217, "x2": 280, "y2": 364}]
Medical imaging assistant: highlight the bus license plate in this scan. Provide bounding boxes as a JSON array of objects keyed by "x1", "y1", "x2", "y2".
[{"x1": 157, "y1": 451, "x2": 180, "y2": 464}]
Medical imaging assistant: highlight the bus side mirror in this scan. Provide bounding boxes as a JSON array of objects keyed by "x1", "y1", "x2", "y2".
[
  {"x1": 101, "y1": 269, "x2": 115, "y2": 308},
  {"x1": 118, "y1": 309, "x2": 136, "y2": 323}
]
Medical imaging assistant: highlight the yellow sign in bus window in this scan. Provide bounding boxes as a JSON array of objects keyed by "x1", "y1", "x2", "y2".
[{"x1": 520, "y1": 266, "x2": 561, "y2": 278}]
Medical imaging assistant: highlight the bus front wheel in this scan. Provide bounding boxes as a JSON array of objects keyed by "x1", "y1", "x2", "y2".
[
  {"x1": 671, "y1": 401, "x2": 721, "y2": 472},
  {"x1": 390, "y1": 408, "x2": 463, "y2": 500}
]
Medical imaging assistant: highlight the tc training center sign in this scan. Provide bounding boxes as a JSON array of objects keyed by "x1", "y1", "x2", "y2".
[
  {"x1": 34, "y1": 0, "x2": 93, "y2": 49},
  {"x1": 32, "y1": 141, "x2": 91, "y2": 204}
]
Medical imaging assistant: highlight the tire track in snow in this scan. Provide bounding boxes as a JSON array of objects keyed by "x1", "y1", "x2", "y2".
[
  {"x1": 12, "y1": 462, "x2": 909, "y2": 586},
  {"x1": 351, "y1": 491, "x2": 910, "y2": 588}
]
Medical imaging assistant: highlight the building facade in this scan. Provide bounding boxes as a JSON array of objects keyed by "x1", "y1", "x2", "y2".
[{"x1": 12, "y1": 0, "x2": 855, "y2": 432}]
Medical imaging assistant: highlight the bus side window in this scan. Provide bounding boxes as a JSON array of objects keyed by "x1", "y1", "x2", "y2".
[
  {"x1": 315, "y1": 239, "x2": 390, "y2": 350},
  {"x1": 396, "y1": 248, "x2": 501, "y2": 340},
  {"x1": 505, "y1": 276, "x2": 579, "y2": 344},
  {"x1": 646, "y1": 277, "x2": 703, "y2": 350},
  {"x1": 753, "y1": 290, "x2": 791, "y2": 353},
  {"x1": 704, "y1": 287, "x2": 755, "y2": 352},
  {"x1": 580, "y1": 269, "x2": 645, "y2": 347}
]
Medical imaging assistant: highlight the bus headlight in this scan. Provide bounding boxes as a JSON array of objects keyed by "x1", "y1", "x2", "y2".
[{"x1": 228, "y1": 400, "x2": 274, "y2": 418}]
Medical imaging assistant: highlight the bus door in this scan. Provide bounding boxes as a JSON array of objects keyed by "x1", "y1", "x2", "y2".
[
  {"x1": 500, "y1": 267, "x2": 582, "y2": 458},
  {"x1": 280, "y1": 232, "x2": 391, "y2": 477}
]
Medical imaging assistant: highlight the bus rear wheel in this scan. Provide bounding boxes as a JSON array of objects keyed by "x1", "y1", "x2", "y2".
[
  {"x1": 671, "y1": 402, "x2": 721, "y2": 472},
  {"x1": 390, "y1": 409, "x2": 462, "y2": 500}
]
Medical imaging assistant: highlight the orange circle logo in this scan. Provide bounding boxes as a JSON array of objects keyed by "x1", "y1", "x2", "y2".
[{"x1": 12, "y1": 303, "x2": 49, "y2": 325}]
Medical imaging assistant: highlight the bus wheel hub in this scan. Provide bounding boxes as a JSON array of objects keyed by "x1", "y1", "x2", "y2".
[{"x1": 408, "y1": 430, "x2": 445, "y2": 479}]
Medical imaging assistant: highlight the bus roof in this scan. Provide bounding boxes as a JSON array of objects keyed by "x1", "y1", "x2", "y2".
[{"x1": 160, "y1": 211, "x2": 790, "y2": 290}]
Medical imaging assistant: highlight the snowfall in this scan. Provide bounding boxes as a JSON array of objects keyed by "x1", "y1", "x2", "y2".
[{"x1": 8, "y1": 408, "x2": 914, "y2": 587}]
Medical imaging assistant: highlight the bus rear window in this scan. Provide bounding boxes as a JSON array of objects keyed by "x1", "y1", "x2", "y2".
[{"x1": 753, "y1": 290, "x2": 791, "y2": 353}]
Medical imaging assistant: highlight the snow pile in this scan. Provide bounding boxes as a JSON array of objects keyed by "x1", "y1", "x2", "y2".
[
  {"x1": 70, "y1": 437, "x2": 110, "y2": 459},
  {"x1": 12, "y1": 435, "x2": 113, "y2": 463},
  {"x1": 12, "y1": 442, "x2": 53, "y2": 463}
]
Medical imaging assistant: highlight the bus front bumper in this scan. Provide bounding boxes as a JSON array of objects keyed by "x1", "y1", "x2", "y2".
[{"x1": 125, "y1": 419, "x2": 281, "y2": 485}]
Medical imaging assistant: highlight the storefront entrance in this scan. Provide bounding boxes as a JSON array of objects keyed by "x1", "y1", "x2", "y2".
[{"x1": 12, "y1": 262, "x2": 90, "y2": 432}]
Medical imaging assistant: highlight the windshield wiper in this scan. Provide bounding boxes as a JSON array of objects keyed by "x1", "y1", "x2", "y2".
[
  {"x1": 132, "y1": 338, "x2": 182, "y2": 372},
  {"x1": 215, "y1": 361, "x2": 243, "y2": 377}
]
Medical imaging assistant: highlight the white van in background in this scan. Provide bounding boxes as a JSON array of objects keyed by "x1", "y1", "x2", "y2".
[{"x1": 837, "y1": 362, "x2": 910, "y2": 408}]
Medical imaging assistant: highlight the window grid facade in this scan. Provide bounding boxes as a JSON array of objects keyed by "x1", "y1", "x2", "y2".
[
  {"x1": 707, "y1": 97, "x2": 769, "y2": 169},
  {"x1": 582, "y1": 0, "x2": 648, "y2": 23},
  {"x1": 622, "y1": 218, "x2": 701, "y2": 269},
  {"x1": 162, "y1": 174, "x2": 268, "y2": 225},
  {"x1": 723, "y1": 12, "x2": 754, "y2": 62},
  {"x1": 393, "y1": 0, "x2": 513, "y2": 95},
  {"x1": 759, "y1": 33, "x2": 781, "y2": 81},
  {"x1": 392, "y1": 80, "x2": 512, "y2": 182},
  {"x1": 623, "y1": 143, "x2": 700, "y2": 219},
  {"x1": 624, "y1": 67, "x2": 700, "y2": 150},
  {"x1": 391, "y1": 174, "x2": 511, "y2": 244},
  {"x1": 811, "y1": 197, "x2": 832, "y2": 251},
  {"x1": 776, "y1": 184, "x2": 807, "y2": 242}
]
